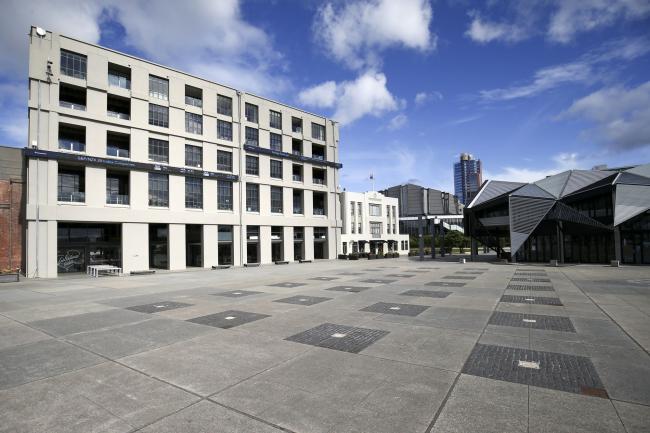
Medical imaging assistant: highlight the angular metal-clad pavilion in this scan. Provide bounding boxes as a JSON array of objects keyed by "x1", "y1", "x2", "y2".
[{"x1": 464, "y1": 164, "x2": 650, "y2": 264}]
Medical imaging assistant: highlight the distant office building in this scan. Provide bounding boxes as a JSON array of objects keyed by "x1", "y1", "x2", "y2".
[
  {"x1": 339, "y1": 191, "x2": 409, "y2": 255},
  {"x1": 381, "y1": 184, "x2": 463, "y2": 236},
  {"x1": 454, "y1": 153, "x2": 482, "y2": 205}
]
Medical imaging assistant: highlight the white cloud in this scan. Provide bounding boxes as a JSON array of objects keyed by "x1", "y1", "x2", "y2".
[
  {"x1": 298, "y1": 71, "x2": 399, "y2": 125},
  {"x1": 414, "y1": 90, "x2": 443, "y2": 106},
  {"x1": 485, "y1": 153, "x2": 585, "y2": 183},
  {"x1": 387, "y1": 113, "x2": 408, "y2": 130},
  {"x1": 465, "y1": 12, "x2": 528, "y2": 44},
  {"x1": 314, "y1": 0, "x2": 435, "y2": 70},
  {"x1": 478, "y1": 37, "x2": 650, "y2": 102},
  {"x1": 562, "y1": 81, "x2": 650, "y2": 150}
]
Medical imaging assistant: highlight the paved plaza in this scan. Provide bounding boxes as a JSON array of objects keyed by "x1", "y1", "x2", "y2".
[{"x1": 0, "y1": 259, "x2": 649, "y2": 432}]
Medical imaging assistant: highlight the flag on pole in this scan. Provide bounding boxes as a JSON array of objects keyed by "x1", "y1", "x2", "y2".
[{"x1": 369, "y1": 173, "x2": 374, "y2": 180}]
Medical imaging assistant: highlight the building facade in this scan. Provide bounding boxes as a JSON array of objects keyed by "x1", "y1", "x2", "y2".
[
  {"x1": 25, "y1": 27, "x2": 341, "y2": 278},
  {"x1": 381, "y1": 183, "x2": 463, "y2": 237},
  {"x1": 0, "y1": 146, "x2": 25, "y2": 273},
  {"x1": 464, "y1": 165, "x2": 650, "y2": 265},
  {"x1": 454, "y1": 153, "x2": 482, "y2": 205},
  {"x1": 339, "y1": 191, "x2": 409, "y2": 255}
]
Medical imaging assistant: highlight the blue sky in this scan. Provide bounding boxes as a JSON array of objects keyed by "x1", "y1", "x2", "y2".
[{"x1": 1, "y1": 0, "x2": 649, "y2": 193}]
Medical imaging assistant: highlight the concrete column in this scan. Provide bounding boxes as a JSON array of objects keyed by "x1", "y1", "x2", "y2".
[
  {"x1": 122, "y1": 223, "x2": 149, "y2": 273},
  {"x1": 203, "y1": 224, "x2": 218, "y2": 268},
  {"x1": 168, "y1": 223, "x2": 186, "y2": 270},
  {"x1": 283, "y1": 226, "x2": 294, "y2": 262},
  {"x1": 27, "y1": 219, "x2": 57, "y2": 278},
  {"x1": 260, "y1": 225, "x2": 271, "y2": 264},
  {"x1": 304, "y1": 226, "x2": 315, "y2": 260},
  {"x1": 232, "y1": 225, "x2": 242, "y2": 267}
]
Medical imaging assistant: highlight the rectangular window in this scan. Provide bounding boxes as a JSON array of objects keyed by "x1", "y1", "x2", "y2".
[
  {"x1": 350, "y1": 201, "x2": 355, "y2": 215},
  {"x1": 185, "y1": 112, "x2": 203, "y2": 134},
  {"x1": 149, "y1": 104, "x2": 169, "y2": 127},
  {"x1": 58, "y1": 123, "x2": 85, "y2": 152},
  {"x1": 312, "y1": 168, "x2": 326, "y2": 185},
  {"x1": 217, "y1": 94, "x2": 233, "y2": 116},
  {"x1": 149, "y1": 75, "x2": 169, "y2": 100},
  {"x1": 217, "y1": 120, "x2": 233, "y2": 141},
  {"x1": 351, "y1": 221, "x2": 355, "y2": 233},
  {"x1": 217, "y1": 149, "x2": 232, "y2": 172},
  {"x1": 217, "y1": 180, "x2": 233, "y2": 210},
  {"x1": 312, "y1": 122, "x2": 326, "y2": 141},
  {"x1": 246, "y1": 183, "x2": 259, "y2": 212},
  {"x1": 185, "y1": 177, "x2": 203, "y2": 209},
  {"x1": 313, "y1": 192, "x2": 326, "y2": 216},
  {"x1": 148, "y1": 173, "x2": 169, "y2": 207},
  {"x1": 245, "y1": 155, "x2": 259, "y2": 175},
  {"x1": 293, "y1": 189, "x2": 303, "y2": 214},
  {"x1": 106, "y1": 171, "x2": 129, "y2": 205},
  {"x1": 312, "y1": 144, "x2": 326, "y2": 161},
  {"x1": 292, "y1": 117, "x2": 303, "y2": 133},
  {"x1": 108, "y1": 63, "x2": 131, "y2": 89},
  {"x1": 106, "y1": 132, "x2": 129, "y2": 158},
  {"x1": 245, "y1": 103, "x2": 258, "y2": 123},
  {"x1": 270, "y1": 159, "x2": 283, "y2": 179},
  {"x1": 245, "y1": 127, "x2": 259, "y2": 146},
  {"x1": 292, "y1": 164, "x2": 303, "y2": 182},
  {"x1": 107, "y1": 94, "x2": 130, "y2": 120},
  {"x1": 148, "y1": 138, "x2": 169, "y2": 163},
  {"x1": 185, "y1": 144, "x2": 202, "y2": 167},
  {"x1": 370, "y1": 222, "x2": 382, "y2": 236},
  {"x1": 369, "y1": 204, "x2": 381, "y2": 216},
  {"x1": 58, "y1": 166, "x2": 85, "y2": 202},
  {"x1": 185, "y1": 85, "x2": 202, "y2": 107},
  {"x1": 269, "y1": 110, "x2": 282, "y2": 129},
  {"x1": 270, "y1": 133, "x2": 282, "y2": 151},
  {"x1": 59, "y1": 83, "x2": 86, "y2": 111},
  {"x1": 292, "y1": 139, "x2": 302, "y2": 155},
  {"x1": 271, "y1": 186, "x2": 283, "y2": 213},
  {"x1": 60, "y1": 50, "x2": 87, "y2": 80}
]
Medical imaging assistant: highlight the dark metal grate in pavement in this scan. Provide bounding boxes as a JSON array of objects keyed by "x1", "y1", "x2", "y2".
[
  {"x1": 511, "y1": 277, "x2": 552, "y2": 283},
  {"x1": 500, "y1": 295, "x2": 563, "y2": 306},
  {"x1": 489, "y1": 311, "x2": 575, "y2": 332},
  {"x1": 285, "y1": 323, "x2": 389, "y2": 353},
  {"x1": 310, "y1": 276, "x2": 339, "y2": 281},
  {"x1": 273, "y1": 295, "x2": 332, "y2": 306},
  {"x1": 507, "y1": 284, "x2": 554, "y2": 291},
  {"x1": 326, "y1": 285, "x2": 372, "y2": 293},
  {"x1": 268, "y1": 282, "x2": 306, "y2": 288},
  {"x1": 386, "y1": 274, "x2": 414, "y2": 278},
  {"x1": 462, "y1": 343, "x2": 607, "y2": 397},
  {"x1": 456, "y1": 271, "x2": 483, "y2": 275},
  {"x1": 211, "y1": 290, "x2": 263, "y2": 298},
  {"x1": 400, "y1": 290, "x2": 452, "y2": 298},
  {"x1": 359, "y1": 279, "x2": 396, "y2": 284},
  {"x1": 360, "y1": 302, "x2": 429, "y2": 316},
  {"x1": 187, "y1": 310, "x2": 270, "y2": 329},
  {"x1": 443, "y1": 275, "x2": 476, "y2": 280},
  {"x1": 125, "y1": 301, "x2": 193, "y2": 313},
  {"x1": 426, "y1": 281, "x2": 466, "y2": 288}
]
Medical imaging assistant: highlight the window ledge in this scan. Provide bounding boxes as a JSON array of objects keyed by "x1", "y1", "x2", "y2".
[
  {"x1": 106, "y1": 204, "x2": 130, "y2": 208},
  {"x1": 57, "y1": 201, "x2": 86, "y2": 206}
]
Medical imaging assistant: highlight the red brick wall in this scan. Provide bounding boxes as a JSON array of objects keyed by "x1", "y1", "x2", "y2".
[{"x1": 0, "y1": 179, "x2": 23, "y2": 272}]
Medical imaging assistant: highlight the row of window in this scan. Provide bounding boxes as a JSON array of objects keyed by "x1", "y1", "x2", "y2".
[
  {"x1": 60, "y1": 49, "x2": 327, "y2": 141},
  {"x1": 349, "y1": 201, "x2": 398, "y2": 234}
]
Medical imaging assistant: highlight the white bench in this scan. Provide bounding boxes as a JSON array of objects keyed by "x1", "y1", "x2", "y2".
[{"x1": 87, "y1": 265, "x2": 122, "y2": 277}]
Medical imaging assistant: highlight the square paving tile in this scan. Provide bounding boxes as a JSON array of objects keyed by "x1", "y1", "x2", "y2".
[
  {"x1": 268, "y1": 282, "x2": 306, "y2": 288},
  {"x1": 426, "y1": 281, "x2": 466, "y2": 288},
  {"x1": 274, "y1": 295, "x2": 332, "y2": 306},
  {"x1": 125, "y1": 301, "x2": 193, "y2": 313},
  {"x1": 326, "y1": 285, "x2": 372, "y2": 293},
  {"x1": 187, "y1": 310, "x2": 270, "y2": 329},
  {"x1": 285, "y1": 323, "x2": 389, "y2": 353},
  {"x1": 211, "y1": 290, "x2": 263, "y2": 298},
  {"x1": 507, "y1": 284, "x2": 554, "y2": 291},
  {"x1": 515, "y1": 272, "x2": 547, "y2": 277},
  {"x1": 310, "y1": 276, "x2": 339, "y2": 281},
  {"x1": 360, "y1": 302, "x2": 430, "y2": 316},
  {"x1": 462, "y1": 343, "x2": 607, "y2": 397},
  {"x1": 29, "y1": 309, "x2": 149, "y2": 337},
  {"x1": 489, "y1": 311, "x2": 576, "y2": 332},
  {"x1": 400, "y1": 290, "x2": 452, "y2": 299},
  {"x1": 386, "y1": 274, "x2": 414, "y2": 278},
  {"x1": 511, "y1": 277, "x2": 552, "y2": 283},
  {"x1": 359, "y1": 279, "x2": 396, "y2": 284},
  {"x1": 500, "y1": 295, "x2": 563, "y2": 306},
  {"x1": 443, "y1": 275, "x2": 476, "y2": 280}
]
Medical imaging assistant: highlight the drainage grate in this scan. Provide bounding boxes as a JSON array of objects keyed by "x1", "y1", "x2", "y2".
[
  {"x1": 500, "y1": 295, "x2": 563, "y2": 306},
  {"x1": 126, "y1": 301, "x2": 193, "y2": 314},
  {"x1": 285, "y1": 323, "x2": 389, "y2": 353},
  {"x1": 426, "y1": 281, "x2": 466, "y2": 288},
  {"x1": 400, "y1": 289, "x2": 452, "y2": 298},
  {"x1": 339, "y1": 272, "x2": 364, "y2": 276},
  {"x1": 187, "y1": 310, "x2": 270, "y2": 329},
  {"x1": 386, "y1": 274, "x2": 414, "y2": 278},
  {"x1": 443, "y1": 275, "x2": 476, "y2": 280},
  {"x1": 273, "y1": 295, "x2": 332, "y2": 306},
  {"x1": 359, "y1": 279, "x2": 396, "y2": 284},
  {"x1": 489, "y1": 311, "x2": 575, "y2": 332},
  {"x1": 326, "y1": 286, "x2": 371, "y2": 293},
  {"x1": 268, "y1": 282, "x2": 306, "y2": 288},
  {"x1": 507, "y1": 284, "x2": 554, "y2": 291},
  {"x1": 310, "y1": 276, "x2": 339, "y2": 281},
  {"x1": 360, "y1": 302, "x2": 429, "y2": 316},
  {"x1": 212, "y1": 290, "x2": 263, "y2": 298},
  {"x1": 511, "y1": 277, "x2": 551, "y2": 283},
  {"x1": 456, "y1": 271, "x2": 483, "y2": 275},
  {"x1": 462, "y1": 343, "x2": 607, "y2": 397}
]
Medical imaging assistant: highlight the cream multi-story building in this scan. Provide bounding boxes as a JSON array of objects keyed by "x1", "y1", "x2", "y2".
[
  {"x1": 25, "y1": 26, "x2": 341, "y2": 278},
  {"x1": 339, "y1": 191, "x2": 409, "y2": 256}
]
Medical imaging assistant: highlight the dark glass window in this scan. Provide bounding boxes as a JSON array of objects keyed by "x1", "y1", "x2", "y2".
[
  {"x1": 149, "y1": 104, "x2": 169, "y2": 127},
  {"x1": 270, "y1": 133, "x2": 282, "y2": 151},
  {"x1": 185, "y1": 112, "x2": 203, "y2": 134},
  {"x1": 217, "y1": 94, "x2": 233, "y2": 116},
  {"x1": 245, "y1": 103, "x2": 258, "y2": 123},
  {"x1": 312, "y1": 123, "x2": 326, "y2": 141},
  {"x1": 270, "y1": 159, "x2": 283, "y2": 179},
  {"x1": 148, "y1": 138, "x2": 169, "y2": 163},
  {"x1": 185, "y1": 85, "x2": 202, "y2": 107},
  {"x1": 185, "y1": 177, "x2": 202, "y2": 209},
  {"x1": 58, "y1": 166, "x2": 85, "y2": 202},
  {"x1": 246, "y1": 183, "x2": 259, "y2": 212},
  {"x1": 217, "y1": 180, "x2": 233, "y2": 210},
  {"x1": 293, "y1": 189, "x2": 303, "y2": 214},
  {"x1": 185, "y1": 144, "x2": 202, "y2": 167},
  {"x1": 217, "y1": 150, "x2": 232, "y2": 172},
  {"x1": 245, "y1": 127, "x2": 259, "y2": 146},
  {"x1": 148, "y1": 173, "x2": 169, "y2": 207},
  {"x1": 270, "y1": 110, "x2": 282, "y2": 129},
  {"x1": 108, "y1": 63, "x2": 131, "y2": 89},
  {"x1": 60, "y1": 49, "x2": 87, "y2": 79},
  {"x1": 149, "y1": 75, "x2": 169, "y2": 100},
  {"x1": 58, "y1": 123, "x2": 85, "y2": 152},
  {"x1": 217, "y1": 120, "x2": 232, "y2": 141},
  {"x1": 246, "y1": 155, "x2": 259, "y2": 175},
  {"x1": 271, "y1": 186, "x2": 283, "y2": 213}
]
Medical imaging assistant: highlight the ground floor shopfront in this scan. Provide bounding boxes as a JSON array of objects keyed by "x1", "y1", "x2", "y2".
[
  {"x1": 340, "y1": 234, "x2": 410, "y2": 256},
  {"x1": 28, "y1": 221, "x2": 339, "y2": 277}
]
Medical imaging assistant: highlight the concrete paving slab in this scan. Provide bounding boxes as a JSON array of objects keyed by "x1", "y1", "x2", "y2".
[
  {"x1": 0, "y1": 321, "x2": 51, "y2": 350},
  {"x1": 29, "y1": 309, "x2": 150, "y2": 336}
]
